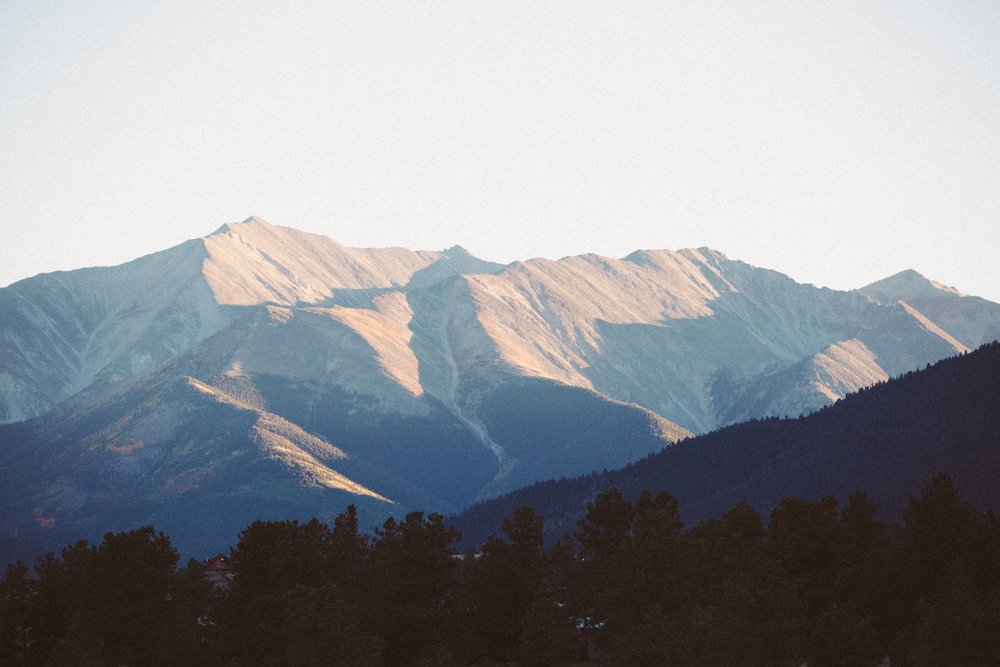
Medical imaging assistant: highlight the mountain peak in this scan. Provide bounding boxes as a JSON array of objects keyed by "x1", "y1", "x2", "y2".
[
  {"x1": 861, "y1": 269, "x2": 964, "y2": 305},
  {"x1": 677, "y1": 247, "x2": 731, "y2": 265},
  {"x1": 199, "y1": 220, "x2": 444, "y2": 306},
  {"x1": 443, "y1": 244, "x2": 472, "y2": 258},
  {"x1": 207, "y1": 217, "x2": 273, "y2": 237}
]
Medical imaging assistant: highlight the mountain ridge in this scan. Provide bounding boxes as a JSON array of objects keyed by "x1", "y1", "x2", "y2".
[{"x1": 5, "y1": 217, "x2": 994, "y2": 429}]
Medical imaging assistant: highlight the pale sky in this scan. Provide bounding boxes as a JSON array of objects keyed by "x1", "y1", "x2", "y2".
[{"x1": 2, "y1": 1, "x2": 999, "y2": 301}]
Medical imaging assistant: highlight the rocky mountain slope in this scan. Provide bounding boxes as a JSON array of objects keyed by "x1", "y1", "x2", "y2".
[
  {"x1": 860, "y1": 269, "x2": 1000, "y2": 349},
  {"x1": 1, "y1": 217, "x2": 998, "y2": 557},
  {"x1": 4, "y1": 218, "x2": 995, "y2": 433}
]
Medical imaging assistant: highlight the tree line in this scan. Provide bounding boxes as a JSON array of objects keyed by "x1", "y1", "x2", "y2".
[{"x1": 2, "y1": 473, "x2": 999, "y2": 665}]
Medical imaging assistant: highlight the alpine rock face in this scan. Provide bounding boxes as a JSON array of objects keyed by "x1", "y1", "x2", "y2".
[{"x1": 1, "y1": 217, "x2": 997, "y2": 557}]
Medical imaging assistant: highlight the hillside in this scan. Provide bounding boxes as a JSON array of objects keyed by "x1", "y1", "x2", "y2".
[
  {"x1": 453, "y1": 342, "x2": 1000, "y2": 547},
  {"x1": 0, "y1": 312, "x2": 682, "y2": 561}
]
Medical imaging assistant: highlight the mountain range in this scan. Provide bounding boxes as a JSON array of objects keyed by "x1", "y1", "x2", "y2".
[{"x1": 1, "y1": 217, "x2": 998, "y2": 558}]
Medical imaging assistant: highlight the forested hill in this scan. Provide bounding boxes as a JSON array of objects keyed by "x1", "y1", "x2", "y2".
[{"x1": 454, "y1": 341, "x2": 1000, "y2": 548}]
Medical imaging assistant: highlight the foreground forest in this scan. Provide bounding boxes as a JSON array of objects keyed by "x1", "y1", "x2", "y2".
[{"x1": 3, "y1": 475, "x2": 999, "y2": 666}]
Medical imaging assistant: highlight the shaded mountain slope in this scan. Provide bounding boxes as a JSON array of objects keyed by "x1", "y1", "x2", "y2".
[
  {"x1": 452, "y1": 341, "x2": 1000, "y2": 548},
  {"x1": 0, "y1": 370, "x2": 395, "y2": 560},
  {"x1": 0, "y1": 304, "x2": 686, "y2": 561}
]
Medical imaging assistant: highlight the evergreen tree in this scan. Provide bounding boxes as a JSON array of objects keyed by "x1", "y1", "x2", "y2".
[
  {"x1": 368, "y1": 511, "x2": 460, "y2": 665},
  {"x1": 572, "y1": 487, "x2": 635, "y2": 650},
  {"x1": 278, "y1": 584, "x2": 384, "y2": 666},
  {"x1": 574, "y1": 487, "x2": 634, "y2": 562},
  {"x1": 684, "y1": 501, "x2": 773, "y2": 665},
  {"x1": 766, "y1": 495, "x2": 844, "y2": 661},
  {"x1": 0, "y1": 561, "x2": 33, "y2": 662},
  {"x1": 12, "y1": 527, "x2": 199, "y2": 665},
  {"x1": 466, "y1": 506, "x2": 581, "y2": 664},
  {"x1": 221, "y1": 517, "x2": 335, "y2": 663},
  {"x1": 4, "y1": 474, "x2": 999, "y2": 665},
  {"x1": 890, "y1": 473, "x2": 1000, "y2": 664},
  {"x1": 468, "y1": 506, "x2": 546, "y2": 662}
]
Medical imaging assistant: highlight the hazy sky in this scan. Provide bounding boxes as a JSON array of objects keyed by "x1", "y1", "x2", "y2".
[{"x1": 2, "y1": 1, "x2": 999, "y2": 300}]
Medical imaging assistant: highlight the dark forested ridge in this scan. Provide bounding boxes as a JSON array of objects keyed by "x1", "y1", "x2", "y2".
[
  {"x1": 3, "y1": 476, "x2": 999, "y2": 665},
  {"x1": 454, "y1": 341, "x2": 1000, "y2": 549}
]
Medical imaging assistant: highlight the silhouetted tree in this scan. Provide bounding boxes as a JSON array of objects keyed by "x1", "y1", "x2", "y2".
[
  {"x1": 890, "y1": 473, "x2": 1000, "y2": 664},
  {"x1": 572, "y1": 487, "x2": 635, "y2": 649},
  {"x1": 368, "y1": 511, "x2": 460, "y2": 665},
  {"x1": 610, "y1": 603, "x2": 687, "y2": 666},
  {"x1": 684, "y1": 501, "x2": 774, "y2": 665},
  {"x1": 11, "y1": 527, "x2": 200, "y2": 664},
  {"x1": 575, "y1": 487, "x2": 634, "y2": 562},
  {"x1": 5, "y1": 473, "x2": 1000, "y2": 665},
  {"x1": 465, "y1": 506, "x2": 581, "y2": 664},
  {"x1": 627, "y1": 490, "x2": 686, "y2": 615},
  {"x1": 468, "y1": 506, "x2": 546, "y2": 662},
  {"x1": 221, "y1": 518, "x2": 335, "y2": 662},
  {"x1": 279, "y1": 584, "x2": 384, "y2": 666},
  {"x1": 0, "y1": 561, "x2": 32, "y2": 662},
  {"x1": 766, "y1": 495, "x2": 843, "y2": 660}
]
